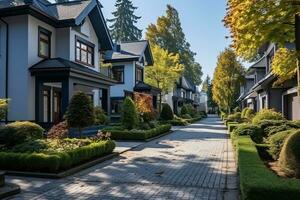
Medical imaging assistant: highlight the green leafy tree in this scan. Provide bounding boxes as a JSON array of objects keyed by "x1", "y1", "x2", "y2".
[
  {"x1": 212, "y1": 48, "x2": 245, "y2": 113},
  {"x1": 65, "y1": 92, "x2": 95, "y2": 138},
  {"x1": 107, "y1": 0, "x2": 142, "y2": 42},
  {"x1": 121, "y1": 97, "x2": 138, "y2": 129},
  {"x1": 146, "y1": 5, "x2": 203, "y2": 85},
  {"x1": 201, "y1": 75, "x2": 210, "y2": 93}
]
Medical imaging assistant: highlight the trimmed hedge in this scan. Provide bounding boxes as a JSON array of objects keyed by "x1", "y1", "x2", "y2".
[
  {"x1": 236, "y1": 136, "x2": 300, "y2": 200},
  {"x1": 102, "y1": 124, "x2": 171, "y2": 140},
  {"x1": 0, "y1": 140, "x2": 115, "y2": 173},
  {"x1": 232, "y1": 124, "x2": 263, "y2": 143},
  {"x1": 228, "y1": 122, "x2": 239, "y2": 133}
]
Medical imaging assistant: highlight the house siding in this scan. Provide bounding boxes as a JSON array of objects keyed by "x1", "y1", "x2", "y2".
[
  {"x1": 110, "y1": 62, "x2": 135, "y2": 97},
  {"x1": 0, "y1": 21, "x2": 7, "y2": 99}
]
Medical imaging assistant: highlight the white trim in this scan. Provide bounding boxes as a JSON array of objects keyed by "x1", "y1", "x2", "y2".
[{"x1": 282, "y1": 87, "x2": 297, "y2": 96}]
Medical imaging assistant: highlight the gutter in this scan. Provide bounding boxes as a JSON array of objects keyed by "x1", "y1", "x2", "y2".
[{"x1": 0, "y1": 18, "x2": 8, "y2": 123}]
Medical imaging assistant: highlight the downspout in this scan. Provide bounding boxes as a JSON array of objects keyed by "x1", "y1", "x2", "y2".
[{"x1": 0, "y1": 18, "x2": 9, "y2": 123}]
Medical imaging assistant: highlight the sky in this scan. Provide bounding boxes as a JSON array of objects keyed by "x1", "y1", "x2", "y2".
[{"x1": 100, "y1": 0, "x2": 232, "y2": 79}]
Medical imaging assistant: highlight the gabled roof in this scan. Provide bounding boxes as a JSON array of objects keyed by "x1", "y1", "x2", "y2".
[
  {"x1": 134, "y1": 81, "x2": 161, "y2": 93},
  {"x1": 0, "y1": 0, "x2": 113, "y2": 50},
  {"x1": 177, "y1": 76, "x2": 196, "y2": 92},
  {"x1": 105, "y1": 40, "x2": 154, "y2": 65}
]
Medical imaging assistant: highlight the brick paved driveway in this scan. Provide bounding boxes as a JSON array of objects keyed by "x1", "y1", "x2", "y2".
[{"x1": 6, "y1": 116, "x2": 238, "y2": 200}]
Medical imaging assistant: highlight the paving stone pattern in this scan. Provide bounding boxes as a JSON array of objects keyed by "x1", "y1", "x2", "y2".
[{"x1": 6, "y1": 116, "x2": 238, "y2": 200}]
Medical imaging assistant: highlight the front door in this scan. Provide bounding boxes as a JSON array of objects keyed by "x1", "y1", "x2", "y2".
[{"x1": 53, "y1": 90, "x2": 62, "y2": 123}]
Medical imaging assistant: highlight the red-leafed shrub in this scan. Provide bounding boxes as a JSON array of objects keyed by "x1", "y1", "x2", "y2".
[
  {"x1": 47, "y1": 121, "x2": 69, "y2": 139},
  {"x1": 134, "y1": 92, "x2": 156, "y2": 122}
]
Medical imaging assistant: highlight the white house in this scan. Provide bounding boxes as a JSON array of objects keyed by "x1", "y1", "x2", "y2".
[
  {"x1": 0, "y1": 0, "x2": 116, "y2": 127},
  {"x1": 104, "y1": 41, "x2": 161, "y2": 116}
]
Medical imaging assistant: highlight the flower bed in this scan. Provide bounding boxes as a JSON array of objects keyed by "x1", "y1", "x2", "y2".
[
  {"x1": 0, "y1": 139, "x2": 115, "y2": 173},
  {"x1": 102, "y1": 124, "x2": 171, "y2": 140},
  {"x1": 234, "y1": 136, "x2": 300, "y2": 200}
]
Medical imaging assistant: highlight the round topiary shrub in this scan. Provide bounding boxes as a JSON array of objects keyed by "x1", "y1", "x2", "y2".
[
  {"x1": 252, "y1": 109, "x2": 285, "y2": 124},
  {"x1": 65, "y1": 91, "x2": 95, "y2": 137},
  {"x1": 279, "y1": 130, "x2": 300, "y2": 177},
  {"x1": 266, "y1": 129, "x2": 295, "y2": 160},
  {"x1": 232, "y1": 124, "x2": 263, "y2": 143},
  {"x1": 0, "y1": 121, "x2": 44, "y2": 146},
  {"x1": 160, "y1": 103, "x2": 174, "y2": 120},
  {"x1": 121, "y1": 97, "x2": 138, "y2": 130}
]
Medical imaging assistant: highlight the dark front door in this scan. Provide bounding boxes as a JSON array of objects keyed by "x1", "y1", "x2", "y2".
[{"x1": 53, "y1": 90, "x2": 62, "y2": 123}]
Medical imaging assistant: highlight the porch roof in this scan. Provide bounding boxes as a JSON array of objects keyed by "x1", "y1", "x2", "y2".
[
  {"x1": 29, "y1": 58, "x2": 117, "y2": 85},
  {"x1": 134, "y1": 81, "x2": 161, "y2": 94}
]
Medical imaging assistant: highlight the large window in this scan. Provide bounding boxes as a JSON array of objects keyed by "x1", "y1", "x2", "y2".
[
  {"x1": 111, "y1": 66, "x2": 124, "y2": 84},
  {"x1": 136, "y1": 66, "x2": 143, "y2": 83},
  {"x1": 75, "y1": 37, "x2": 94, "y2": 67},
  {"x1": 38, "y1": 27, "x2": 51, "y2": 58}
]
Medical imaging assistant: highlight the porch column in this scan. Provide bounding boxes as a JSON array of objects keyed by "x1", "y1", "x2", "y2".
[
  {"x1": 62, "y1": 79, "x2": 70, "y2": 116},
  {"x1": 35, "y1": 77, "x2": 44, "y2": 122}
]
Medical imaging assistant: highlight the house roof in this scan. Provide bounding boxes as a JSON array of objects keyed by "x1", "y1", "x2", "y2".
[
  {"x1": 0, "y1": 0, "x2": 113, "y2": 50},
  {"x1": 177, "y1": 76, "x2": 196, "y2": 92},
  {"x1": 134, "y1": 81, "x2": 161, "y2": 93},
  {"x1": 29, "y1": 57, "x2": 116, "y2": 84},
  {"x1": 105, "y1": 40, "x2": 154, "y2": 65}
]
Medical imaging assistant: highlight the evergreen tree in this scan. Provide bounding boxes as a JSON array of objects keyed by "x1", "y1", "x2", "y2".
[
  {"x1": 146, "y1": 5, "x2": 203, "y2": 85},
  {"x1": 107, "y1": 0, "x2": 142, "y2": 42},
  {"x1": 212, "y1": 48, "x2": 245, "y2": 114}
]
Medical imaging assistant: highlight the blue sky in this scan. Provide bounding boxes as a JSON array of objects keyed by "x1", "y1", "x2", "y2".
[{"x1": 100, "y1": 0, "x2": 231, "y2": 79}]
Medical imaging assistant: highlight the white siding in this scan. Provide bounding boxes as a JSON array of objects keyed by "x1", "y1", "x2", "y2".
[{"x1": 110, "y1": 62, "x2": 135, "y2": 97}]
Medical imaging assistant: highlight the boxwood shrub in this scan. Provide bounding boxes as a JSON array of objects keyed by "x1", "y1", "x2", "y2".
[
  {"x1": 232, "y1": 124, "x2": 263, "y2": 143},
  {"x1": 252, "y1": 109, "x2": 285, "y2": 124},
  {"x1": 103, "y1": 124, "x2": 171, "y2": 140},
  {"x1": 0, "y1": 140, "x2": 115, "y2": 173},
  {"x1": 237, "y1": 136, "x2": 300, "y2": 200},
  {"x1": 228, "y1": 122, "x2": 239, "y2": 133}
]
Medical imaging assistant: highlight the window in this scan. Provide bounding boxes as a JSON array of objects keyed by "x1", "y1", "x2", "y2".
[
  {"x1": 136, "y1": 66, "x2": 143, "y2": 83},
  {"x1": 38, "y1": 27, "x2": 51, "y2": 58},
  {"x1": 75, "y1": 36, "x2": 94, "y2": 66},
  {"x1": 111, "y1": 66, "x2": 124, "y2": 83}
]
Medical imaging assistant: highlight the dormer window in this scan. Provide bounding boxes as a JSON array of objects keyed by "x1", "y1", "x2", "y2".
[
  {"x1": 38, "y1": 27, "x2": 51, "y2": 58},
  {"x1": 75, "y1": 36, "x2": 94, "y2": 67}
]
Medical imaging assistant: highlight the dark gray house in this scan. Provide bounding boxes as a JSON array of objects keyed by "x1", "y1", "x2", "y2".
[
  {"x1": 238, "y1": 43, "x2": 300, "y2": 120},
  {"x1": 0, "y1": 0, "x2": 116, "y2": 126}
]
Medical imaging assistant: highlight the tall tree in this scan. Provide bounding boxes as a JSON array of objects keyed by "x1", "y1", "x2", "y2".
[
  {"x1": 107, "y1": 0, "x2": 142, "y2": 42},
  {"x1": 212, "y1": 48, "x2": 245, "y2": 113},
  {"x1": 146, "y1": 5, "x2": 203, "y2": 85},
  {"x1": 145, "y1": 45, "x2": 184, "y2": 108},
  {"x1": 201, "y1": 75, "x2": 210, "y2": 92},
  {"x1": 224, "y1": 0, "x2": 300, "y2": 95}
]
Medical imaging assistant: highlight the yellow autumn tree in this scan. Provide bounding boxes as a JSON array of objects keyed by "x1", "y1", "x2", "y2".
[
  {"x1": 212, "y1": 48, "x2": 245, "y2": 113},
  {"x1": 145, "y1": 45, "x2": 184, "y2": 109}
]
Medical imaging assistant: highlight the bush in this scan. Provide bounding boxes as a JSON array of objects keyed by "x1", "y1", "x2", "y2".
[
  {"x1": 199, "y1": 111, "x2": 207, "y2": 118},
  {"x1": 94, "y1": 106, "x2": 109, "y2": 125},
  {"x1": 65, "y1": 92, "x2": 95, "y2": 137},
  {"x1": 0, "y1": 99, "x2": 8, "y2": 121},
  {"x1": 226, "y1": 112, "x2": 242, "y2": 125},
  {"x1": 0, "y1": 140, "x2": 115, "y2": 173},
  {"x1": 121, "y1": 97, "x2": 138, "y2": 129},
  {"x1": 0, "y1": 121, "x2": 44, "y2": 146},
  {"x1": 160, "y1": 103, "x2": 174, "y2": 120},
  {"x1": 47, "y1": 121, "x2": 68, "y2": 139},
  {"x1": 103, "y1": 124, "x2": 171, "y2": 140},
  {"x1": 256, "y1": 119, "x2": 286, "y2": 130},
  {"x1": 11, "y1": 140, "x2": 48, "y2": 153},
  {"x1": 264, "y1": 124, "x2": 293, "y2": 137},
  {"x1": 241, "y1": 107, "x2": 249, "y2": 118},
  {"x1": 245, "y1": 108, "x2": 255, "y2": 120},
  {"x1": 134, "y1": 92, "x2": 156, "y2": 122},
  {"x1": 252, "y1": 109, "x2": 285, "y2": 124},
  {"x1": 233, "y1": 107, "x2": 241, "y2": 113},
  {"x1": 180, "y1": 105, "x2": 189, "y2": 116},
  {"x1": 182, "y1": 114, "x2": 192, "y2": 119},
  {"x1": 236, "y1": 136, "x2": 300, "y2": 200},
  {"x1": 279, "y1": 130, "x2": 300, "y2": 178},
  {"x1": 266, "y1": 129, "x2": 295, "y2": 160},
  {"x1": 228, "y1": 122, "x2": 239, "y2": 133},
  {"x1": 232, "y1": 124, "x2": 263, "y2": 143},
  {"x1": 180, "y1": 104, "x2": 197, "y2": 117}
]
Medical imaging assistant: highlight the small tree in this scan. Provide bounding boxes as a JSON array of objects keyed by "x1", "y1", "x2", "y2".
[
  {"x1": 121, "y1": 97, "x2": 138, "y2": 130},
  {"x1": 160, "y1": 103, "x2": 174, "y2": 120},
  {"x1": 65, "y1": 92, "x2": 95, "y2": 138}
]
